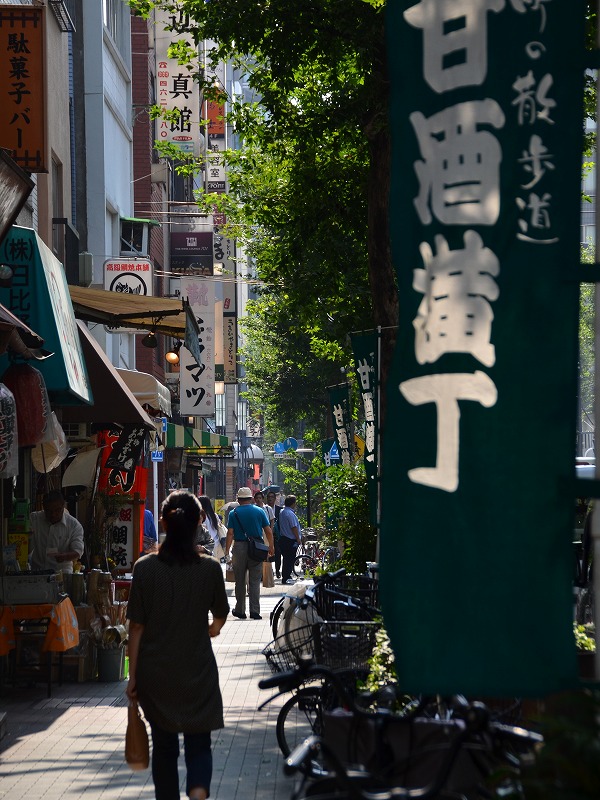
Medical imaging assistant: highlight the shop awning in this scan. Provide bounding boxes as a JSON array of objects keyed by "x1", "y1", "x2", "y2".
[
  {"x1": 116, "y1": 369, "x2": 172, "y2": 416},
  {"x1": 60, "y1": 321, "x2": 156, "y2": 429},
  {"x1": 68, "y1": 285, "x2": 201, "y2": 366},
  {"x1": 166, "y1": 422, "x2": 233, "y2": 456}
]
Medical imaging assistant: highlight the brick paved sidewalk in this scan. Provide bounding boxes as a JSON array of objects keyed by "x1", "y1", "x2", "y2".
[{"x1": 0, "y1": 582, "x2": 299, "y2": 800}]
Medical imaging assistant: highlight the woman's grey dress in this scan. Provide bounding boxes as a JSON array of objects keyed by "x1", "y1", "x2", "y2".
[{"x1": 127, "y1": 554, "x2": 230, "y2": 733}]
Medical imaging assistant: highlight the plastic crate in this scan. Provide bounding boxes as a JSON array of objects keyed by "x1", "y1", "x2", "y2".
[
  {"x1": 313, "y1": 621, "x2": 380, "y2": 671},
  {"x1": 262, "y1": 624, "x2": 316, "y2": 674}
]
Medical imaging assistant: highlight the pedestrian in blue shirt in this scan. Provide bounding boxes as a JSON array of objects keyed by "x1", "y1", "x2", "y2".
[
  {"x1": 278, "y1": 495, "x2": 302, "y2": 584},
  {"x1": 225, "y1": 487, "x2": 274, "y2": 619}
]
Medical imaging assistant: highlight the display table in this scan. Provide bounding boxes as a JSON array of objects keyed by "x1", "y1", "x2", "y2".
[{"x1": 0, "y1": 597, "x2": 79, "y2": 696}]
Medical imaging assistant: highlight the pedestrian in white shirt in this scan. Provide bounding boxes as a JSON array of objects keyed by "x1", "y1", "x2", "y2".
[{"x1": 29, "y1": 490, "x2": 84, "y2": 573}]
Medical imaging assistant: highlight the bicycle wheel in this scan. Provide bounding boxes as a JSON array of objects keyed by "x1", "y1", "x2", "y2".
[
  {"x1": 321, "y1": 547, "x2": 341, "y2": 570},
  {"x1": 294, "y1": 554, "x2": 318, "y2": 578},
  {"x1": 270, "y1": 597, "x2": 287, "y2": 639},
  {"x1": 276, "y1": 687, "x2": 326, "y2": 774}
]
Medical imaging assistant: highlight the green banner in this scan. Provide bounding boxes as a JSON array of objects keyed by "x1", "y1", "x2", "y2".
[
  {"x1": 351, "y1": 332, "x2": 379, "y2": 526},
  {"x1": 382, "y1": 1, "x2": 585, "y2": 695},
  {"x1": 328, "y1": 384, "x2": 353, "y2": 466}
]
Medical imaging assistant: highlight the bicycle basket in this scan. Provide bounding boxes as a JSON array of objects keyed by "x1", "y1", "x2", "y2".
[
  {"x1": 313, "y1": 621, "x2": 380, "y2": 671},
  {"x1": 315, "y1": 574, "x2": 380, "y2": 620},
  {"x1": 261, "y1": 624, "x2": 316, "y2": 674}
]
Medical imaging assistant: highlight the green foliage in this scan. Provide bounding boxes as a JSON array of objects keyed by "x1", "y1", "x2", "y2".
[
  {"x1": 316, "y1": 461, "x2": 376, "y2": 572},
  {"x1": 521, "y1": 690, "x2": 600, "y2": 799},
  {"x1": 363, "y1": 623, "x2": 398, "y2": 692},
  {"x1": 129, "y1": 0, "x2": 383, "y2": 433},
  {"x1": 574, "y1": 623, "x2": 596, "y2": 652}
]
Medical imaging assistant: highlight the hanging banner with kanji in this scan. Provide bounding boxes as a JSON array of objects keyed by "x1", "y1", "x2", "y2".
[
  {"x1": 179, "y1": 277, "x2": 216, "y2": 416},
  {"x1": 351, "y1": 332, "x2": 379, "y2": 526},
  {"x1": 327, "y1": 385, "x2": 353, "y2": 466},
  {"x1": 381, "y1": 0, "x2": 585, "y2": 696}
]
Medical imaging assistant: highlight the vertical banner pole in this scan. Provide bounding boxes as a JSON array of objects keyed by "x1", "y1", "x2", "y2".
[
  {"x1": 593, "y1": 0, "x2": 600, "y2": 676},
  {"x1": 376, "y1": 325, "x2": 382, "y2": 563}
]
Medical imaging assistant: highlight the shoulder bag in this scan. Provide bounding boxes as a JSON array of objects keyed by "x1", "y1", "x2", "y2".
[
  {"x1": 233, "y1": 509, "x2": 270, "y2": 562},
  {"x1": 125, "y1": 699, "x2": 149, "y2": 771}
]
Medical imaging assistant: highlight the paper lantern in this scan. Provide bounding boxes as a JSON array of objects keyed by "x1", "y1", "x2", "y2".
[
  {"x1": 0, "y1": 383, "x2": 17, "y2": 477},
  {"x1": 1, "y1": 363, "x2": 50, "y2": 446}
]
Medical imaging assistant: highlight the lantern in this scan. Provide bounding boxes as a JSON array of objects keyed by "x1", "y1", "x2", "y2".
[
  {"x1": 1, "y1": 363, "x2": 50, "y2": 446},
  {"x1": 0, "y1": 383, "x2": 18, "y2": 477}
]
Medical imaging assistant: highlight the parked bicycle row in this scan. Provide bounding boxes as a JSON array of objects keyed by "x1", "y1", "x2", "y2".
[{"x1": 258, "y1": 567, "x2": 542, "y2": 800}]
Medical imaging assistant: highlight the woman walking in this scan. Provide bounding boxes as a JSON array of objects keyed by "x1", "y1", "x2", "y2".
[
  {"x1": 198, "y1": 495, "x2": 226, "y2": 558},
  {"x1": 126, "y1": 490, "x2": 229, "y2": 800}
]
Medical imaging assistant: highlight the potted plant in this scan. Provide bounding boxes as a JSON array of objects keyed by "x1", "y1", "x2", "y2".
[{"x1": 574, "y1": 622, "x2": 596, "y2": 680}]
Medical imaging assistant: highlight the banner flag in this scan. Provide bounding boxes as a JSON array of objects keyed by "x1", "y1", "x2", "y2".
[
  {"x1": 327, "y1": 385, "x2": 353, "y2": 466},
  {"x1": 351, "y1": 333, "x2": 379, "y2": 526},
  {"x1": 382, "y1": 0, "x2": 585, "y2": 695}
]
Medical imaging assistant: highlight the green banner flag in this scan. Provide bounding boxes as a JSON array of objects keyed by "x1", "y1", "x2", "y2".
[
  {"x1": 328, "y1": 384, "x2": 353, "y2": 466},
  {"x1": 351, "y1": 332, "x2": 379, "y2": 526},
  {"x1": 382, "y1": 1, "x2": 585, "y2": 696}
]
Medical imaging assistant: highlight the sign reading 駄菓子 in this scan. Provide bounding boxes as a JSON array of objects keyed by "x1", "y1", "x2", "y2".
[{"x1": 381, "y1": 0, "x2": 585, "y2": 696}]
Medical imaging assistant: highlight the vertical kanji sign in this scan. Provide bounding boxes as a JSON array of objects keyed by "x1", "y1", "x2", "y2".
[
  {"x1": 0, "y1": 6, "x2": 46, "y2": 172},
  {"x1": 180, "y1": 277, "x2": 216, "y2": 416},
  {"x1": 382, "y1": 0, "x2": 586, "y2": 695},
  {"x1": 155, "y1": 8, "x2": 201, "y2": 157}
]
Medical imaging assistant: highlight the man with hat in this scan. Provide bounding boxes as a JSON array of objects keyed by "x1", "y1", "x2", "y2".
[{"x1": 225, "y1": 487, "x2": 274, "y2": 620}]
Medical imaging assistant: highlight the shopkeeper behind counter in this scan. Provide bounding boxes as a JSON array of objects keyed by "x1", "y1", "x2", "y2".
[{"x1": 29, "y1": 490, "x2": 84, "y2": 573}]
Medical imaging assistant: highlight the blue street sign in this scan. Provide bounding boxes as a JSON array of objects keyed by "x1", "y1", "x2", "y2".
[
  {"x1": 151, "y1": 450, "x2": 164, "y2": 462},
  {"x1": 329, "y1": 441, "x2": 340, "y2": 461},
  {"x1": 283, "y1": 437, "x2": 298, "y2": 451},
  {"x1": 161, "y1": 417, "x2": 168, "y2": 433},
  {"x1": 274, "y1": 442, "x2": 285, "y2": 454}
]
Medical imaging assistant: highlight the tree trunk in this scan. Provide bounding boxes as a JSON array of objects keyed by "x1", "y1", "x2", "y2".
[{"x1": 365, "y1": 33, "x2": 397, "y2": 434}]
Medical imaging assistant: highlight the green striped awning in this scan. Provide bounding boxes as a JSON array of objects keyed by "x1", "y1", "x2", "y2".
[{"x1": 166, "y1": 423, "x2": 233, "y2": 456}]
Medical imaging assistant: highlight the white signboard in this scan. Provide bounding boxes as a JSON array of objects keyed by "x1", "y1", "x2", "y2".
[
  {"x1": 156, "y1": 10, "x2": 202, "y2": 157},
  {"x1": 179, "y1": 277, "x2": 215, "y2": 416},
  {"x1": 104, "y1": 258, "x2": 153, "y2": 295}
]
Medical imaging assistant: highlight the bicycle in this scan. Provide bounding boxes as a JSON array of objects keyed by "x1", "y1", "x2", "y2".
[
  {"x1": 293, "y1": 535, "x2": 341, "y2": 577},
  {"x1": 261, "y1": 620, "x2": 381, "y2": 770},
  {"x1": 270, "y1": 568, "x2": 380, "y2": 641},
  {"x1": 259, "y1": 660, "x2": 543, "y2": 800}
]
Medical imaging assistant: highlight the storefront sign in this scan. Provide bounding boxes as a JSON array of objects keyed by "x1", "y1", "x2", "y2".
[
  {"x1": 104, "y1": 258, "x2": 153, "y2": 295},
  {"x1": 327, "y1": 385, "x2": 352, "y2": 467},
  {"x1": 382, "y1": 0, "x2": 585, "y2": 695},
  {"x1": 0, "y1": 6, "x2": 46, "y2": 172},
  {"x1": 351, "y1": 333, "x2": 378, "y2": 525},
  {"x1": 0, "y1": 226, "x2": 91, "y2": 404},
  {"x1": 179, "y1": 277, "x2": 215, "y2": 417},
  {"x1": 155, "y1": 8, "x2": 201, "y2": 156}
]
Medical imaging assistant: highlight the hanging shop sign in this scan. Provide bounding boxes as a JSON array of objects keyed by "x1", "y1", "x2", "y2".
[
  {"x1": 351, "y1": 332, "x2": 378, "y2": 526},
  {"x1": 104, "y1": 258, "x2": 153, "y2": 295},
  {"x1": 0, "y1": 6, "x2": 46, "y2": 172},
  {"x1": 179, "y1": 277, "x2": 215, "y2": 417},
  {"x1": 155, "y1": 8, "x2": 202, "y2": 157},
  {"x1": 382, "y1": 0, "x2": 586, "y2": 696},
  {"x1": 327, "y1": 385, "x2": 352, "y2": 467},
  {"x1": 97, "y1": 427, "x2": 149, "y2": 567}
]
